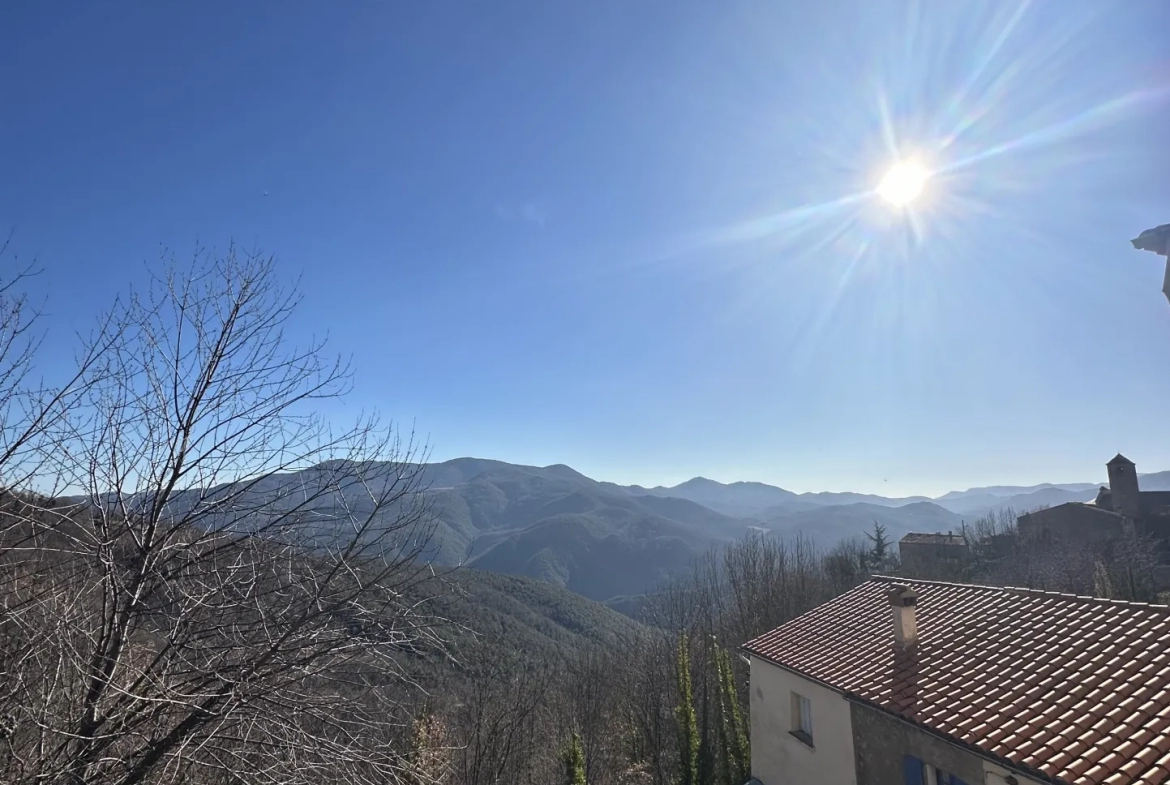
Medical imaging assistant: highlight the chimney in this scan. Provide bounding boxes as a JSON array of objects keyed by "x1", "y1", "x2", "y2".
[{"x1": 887, "y1": 584, "x2": 919, "y2": 648}]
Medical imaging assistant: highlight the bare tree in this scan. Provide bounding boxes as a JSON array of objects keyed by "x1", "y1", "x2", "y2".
[
  {"x1": 621, "y1": 631, "x2": 675, "y2": 785},
  {"x1": 557, "y1": 647, "x2": 635, "y2": 785},
  {"x1": 448, "y1": 648, "x2": 552, "y2": 785},
  {"x1": 0, "y1": 246, "x2": 448, "y2": 785},
  {"x1": 0, "y1": 239, "x2": 113, "y2": 493}
]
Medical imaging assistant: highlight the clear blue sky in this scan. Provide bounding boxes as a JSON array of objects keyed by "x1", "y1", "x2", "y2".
[{"x1": 2, "y1": 1, "x2": 1169, "y2": 496}]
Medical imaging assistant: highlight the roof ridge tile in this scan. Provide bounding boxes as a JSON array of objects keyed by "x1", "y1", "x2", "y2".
[{"x1": 873, "y1": 573, "x2": 1170, "y2": 611}]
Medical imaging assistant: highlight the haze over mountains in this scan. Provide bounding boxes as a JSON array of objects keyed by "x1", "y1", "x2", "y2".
[
  {"x1": 202, "y1": 457, "x2": 1170, "y2": 610},
  {"x1": 141, "y1": 456, "x2": 1170, "y2": 611},
  {"x1": 626, "y1": 473, "x2": 1170, "y2": 517}
]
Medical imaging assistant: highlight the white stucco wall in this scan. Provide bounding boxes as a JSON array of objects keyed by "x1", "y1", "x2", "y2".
[{"x1": 749, "y1": 655, "x2": 858, "y2": 785}]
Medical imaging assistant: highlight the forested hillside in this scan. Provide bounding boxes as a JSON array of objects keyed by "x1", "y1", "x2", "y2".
[{"x1": 0, "y1": 251, "x2": 817, "y2": 785}]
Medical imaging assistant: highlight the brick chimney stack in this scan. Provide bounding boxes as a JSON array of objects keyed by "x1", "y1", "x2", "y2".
[{"x1": 887, "y1": 584, "x2": 919, "y2": 648}]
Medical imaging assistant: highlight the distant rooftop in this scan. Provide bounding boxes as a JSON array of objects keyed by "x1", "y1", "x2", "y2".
[{"x1": 899, "y1": 532, "x2": 965, "y2": 546}]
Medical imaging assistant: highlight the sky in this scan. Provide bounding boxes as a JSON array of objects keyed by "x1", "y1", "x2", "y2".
[{"x1": 1, "y1": 1, "x2": 1169, "y2": 497}]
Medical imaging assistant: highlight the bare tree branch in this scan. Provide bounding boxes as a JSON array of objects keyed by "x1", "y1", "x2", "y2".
[{"x1": 0, "y1": 245, "x2": 450, "y2": 785}]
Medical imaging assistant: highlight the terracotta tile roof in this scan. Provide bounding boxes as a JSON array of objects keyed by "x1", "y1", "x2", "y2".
[
  {"x1": 900, "y1": 532, "x2": 966, "y2": 546},
  {"x1": 742, "y1": 577, "x2": 1170, "y2": 785}
]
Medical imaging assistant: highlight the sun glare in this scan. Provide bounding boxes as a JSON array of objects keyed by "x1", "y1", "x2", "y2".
[{"x1": 877, "y1": 160, "x2": 929, "y2": 207}]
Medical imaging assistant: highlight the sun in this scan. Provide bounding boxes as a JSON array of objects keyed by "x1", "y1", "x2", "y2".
[{"x1": 877, "y1": 160, "x2": 929, "y2": 207}]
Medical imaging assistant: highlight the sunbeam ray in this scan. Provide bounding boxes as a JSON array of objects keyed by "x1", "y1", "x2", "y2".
[{"x1": 942, "y1": 87, "x2": 1170, "y2": 174}]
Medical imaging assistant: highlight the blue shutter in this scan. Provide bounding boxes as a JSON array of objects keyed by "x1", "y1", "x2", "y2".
[
  {"x1": 903, "y1": 755, "x2": 924, "y2": 785},
  {"x1": 948, "y1": 777, "x2": 970, "y2": 785}
]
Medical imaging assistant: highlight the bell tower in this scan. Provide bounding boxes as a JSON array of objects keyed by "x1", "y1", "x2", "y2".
[{"x1": 1106, "y1": 454, "x2": 1141, "y2": 521}]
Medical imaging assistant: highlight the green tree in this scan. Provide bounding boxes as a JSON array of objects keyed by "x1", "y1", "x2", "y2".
[
  {"x1": 714, "y1": 642, "x2": 749, "y2": 785},
  {"x1": 675, "y1": 633, "x2": 700, "y2": 785},
  {"x1": 712, "y1": 642, "x2": 749, "y2": 785},
  {"x1": 561, "y1": 732, "x2": 587, "y2": 785},
  {"x1": 865, "y1": 520, "x2": 892, "y2": 572}
]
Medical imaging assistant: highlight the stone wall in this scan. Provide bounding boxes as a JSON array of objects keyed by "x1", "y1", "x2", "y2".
[
  {"x1": 850, "y1": 701, "x2": 985, "y2": 785},
  {"x1": 849, "y1": 701, "x2": 1045, "y2": 785},
  {"x1": 899, "y1": 542, "x2": 969, "y2": 577},
  {"x1": 1141, "y1": 491, "x2": 1170, "y2": 513}
]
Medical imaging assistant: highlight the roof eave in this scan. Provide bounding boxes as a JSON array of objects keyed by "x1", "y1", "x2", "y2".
[{"x1": 740, "y1": 650, "x2": 850, "y2": 698}]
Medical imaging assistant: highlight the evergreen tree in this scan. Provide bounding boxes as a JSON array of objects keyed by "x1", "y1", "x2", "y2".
[
  {"x1": 865, "y1": 520, "x2": 892, "y2": 572},
  {"x1": 714, "y1": 642, "x2": 749, "y2": 785},
  {"x1": 561, "y1": 732, "x2": 587, "y2": 785},
  {"x1": 675, "y1": 633, "x2": 700, "y2": 785},
  {"x1": 698, "y1": 677, "x2": 715, "y2": 785},
  {"x1": 714, "y1": 651, "x2": 734, "y2": 785}
]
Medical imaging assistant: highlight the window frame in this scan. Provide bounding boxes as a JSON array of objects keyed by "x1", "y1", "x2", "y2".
[
  {"x1": 789, "y1": 691, "x2": 814, "y2": 748},
  {"x1": 904, "y1": 755, "x2": 970, "y2": 785}
]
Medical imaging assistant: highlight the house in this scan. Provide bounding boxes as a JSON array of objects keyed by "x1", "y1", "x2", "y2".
[
  {"x1": 1017, "y1": 454, "x2": 1170, "y2": 546},
  {"x1": 742, "y1": 575, "x2": 1170, "y2": 785},
  {"x1": 898, "y1": 532, "x2": 969, "y2": 575},
  {"x1": 1015, "y1": 501, "x2": 1128, "y2": 546}
]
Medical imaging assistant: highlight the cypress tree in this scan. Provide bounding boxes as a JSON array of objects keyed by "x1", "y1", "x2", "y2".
[
  {"x1": 561, "y1": 732, "x2": 587, "y2": 785},
  {"x1": 675, "y1": 632, "x2": 700, "y2": 785},
  {"x1": 715, "y1": 642, "x2": 750, "y2": 785},
  {"x1": 698, "y1": 676, "x2": 715, "y2": 785},
  {"x1": 715, "y1": 670, "x2": 733, "y2": 785}
]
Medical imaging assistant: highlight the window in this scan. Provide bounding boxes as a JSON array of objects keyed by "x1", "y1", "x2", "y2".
[
  {"x1": 789, "y1": 691, "x2": 813, "y2": 747},
  {"x1": 925, "y1": 764, "x2": 949, "y2": 785},
  {"x1": 903, "y1": 756, "x2": 971, "y2": 785}
]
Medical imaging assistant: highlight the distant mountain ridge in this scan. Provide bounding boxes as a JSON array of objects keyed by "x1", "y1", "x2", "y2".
[
  {"x1": 409, "y1": 459, "x2": 1170, "y2": 603},
  {"x1": 622, "y1": 470, "x2": 1170, "y2": 518},
  {"x1": 405, "y1": 459, "x2": 751, "y2": 604},
  {"x1": 148, "y1": 456, "x2": 1170, "y2": 613},
  {"x1": 625, "y1": 477, "x2": 804, "y2": 516}
]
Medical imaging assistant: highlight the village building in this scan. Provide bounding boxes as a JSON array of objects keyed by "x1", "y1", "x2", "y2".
[
  {"x1": 898, "y1": 532, "x2": 969, "y2": 576},
  {"x1": 742, "y1": 575, "x2": 1170, "y2": 785},
  {"x1": 1017, "y1": 454, "x2": 1170, "y2": 547}
]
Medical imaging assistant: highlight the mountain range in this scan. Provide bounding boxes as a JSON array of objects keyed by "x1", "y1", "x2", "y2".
[
  {"x1": 422, "y1": 459, "x2": 1170, "y2": 605},
  {"x1": 144, "y1": 457, "x2": 1170, "y2": 611},
  {"x1": 627, "y1": 472, "x2": 1170, "y2": 517}
]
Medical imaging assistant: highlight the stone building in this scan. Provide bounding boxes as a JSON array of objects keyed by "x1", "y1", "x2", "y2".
[
  {"x1": 1016, "y1": 454, "x2": 1170, "y2": 546},
  {"x1": 897, "y1": 532, "x2": 969, "y2": 576}
]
